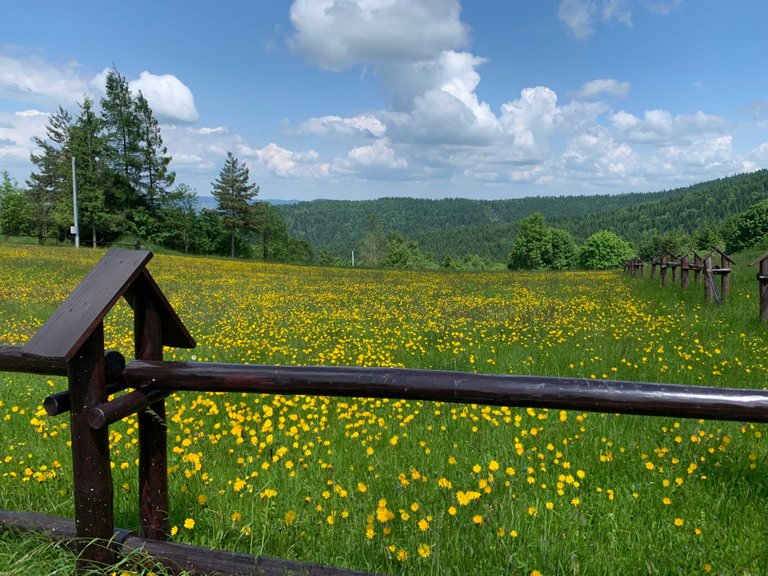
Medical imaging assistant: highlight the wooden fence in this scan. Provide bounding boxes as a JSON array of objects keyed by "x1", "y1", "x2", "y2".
[
  {"x1": 2, "y1": 249, "x2": 768, "y2": 574},
  {"x1": 626, "y1": 248, "x2": 739, "y2": 307}
]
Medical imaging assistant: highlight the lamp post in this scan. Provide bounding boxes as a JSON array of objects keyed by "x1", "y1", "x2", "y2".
[{"x1": 72, "y1": 157, "x2": 79, "y2": 248}]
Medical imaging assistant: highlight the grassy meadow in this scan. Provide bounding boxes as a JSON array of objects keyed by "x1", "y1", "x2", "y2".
[{"x1": 1, "y1": 244, "x2": 768, "y2": 575}]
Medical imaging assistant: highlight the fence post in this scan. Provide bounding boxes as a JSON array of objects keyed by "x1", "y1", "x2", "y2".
[
  {"x1": 680, "y1": 254, "x2": 689, "y2": 290},
  {"x1": 69, "y1": 324, "x2": 115, "y2": 569},
  {"x1": 660, "y1": 256, "x2": 668, "y2": 287},
  {"x1": 719, "y1": 251, "x2": 732, "y2": 304},
  {"x1": 693, "y1": 253, "x2": 703, "y2": 284},
  {"x1": 670, "y1": 256, "x2": 678, "y2": 283},
  {"x1": 135, "y1": 291, "x2": 169, "y2": 540},
  {"x1": 761, "y1": 257, "x2": 768, "y2": 321},
  {"x1": 704, "y1": 253, "x2": 714, "y2": 303}
]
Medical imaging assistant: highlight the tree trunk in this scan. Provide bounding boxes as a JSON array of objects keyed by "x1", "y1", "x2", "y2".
[
  {"x1": 262, "y1": 231, "x2": 268, "y2": 261},
  {"x1": 230, "y1": 227, "x2": 235, "y2": 258},
  {"x1": 92, "y1": 223, "x2": 97, "y2": 248}
]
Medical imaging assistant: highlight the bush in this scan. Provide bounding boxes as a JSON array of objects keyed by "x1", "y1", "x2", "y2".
[{"x1": 578, "y1": 230, "x2": 634, "y2": 269}]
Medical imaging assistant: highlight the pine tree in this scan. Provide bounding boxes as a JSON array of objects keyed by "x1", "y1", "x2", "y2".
[
  {"x1": 135, "y1": 91, "x2": 175, "y2": 211},
  {"x1": 211, "y1": 151, "x2": 259, "y2": 257},
  {"x1": 26, "y1": 106, "x2": 71, "y2": 243},
  {"x1": 70, "y1": 97, "x2": 111, "y2": 247},
  {"x1": 101, "y1": 69, "x2": 142, "y2": 209}
]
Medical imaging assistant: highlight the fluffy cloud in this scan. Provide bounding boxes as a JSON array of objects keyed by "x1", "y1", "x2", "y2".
[
  {"x1": 338, "y1": 138, "x2": 407, "y2": 171},
  {"x1": 558, "y1": 0, "x2": 680, "y2": 39},
  {"x1": 128, "y1": 72, "x2": 199, "y2": 123},
  {"x1": 0, "y1": 52, "x2": 86, "y2": 107},
  {"x1": 572, "y1": 78, "x2": 631, "y2": 100},
  {"x1": 499, "y1": 87, "x2": 558, "y2": 157},
  {"x1": 301, "y1": 114, "x2": 386, "y2": 138},
  {"x1": 0, "y1": 109, "x2": 51, "y2": 175},
  {"x1": 253, "y1": 143, "x2": 331, "y2": 178},
  {"x1": 288, "y1": 0, "x2": 468, "y2": 71},
  {"x1": 610, "y1": 109, "x2": 730, "y2": 143},
  {"x1": 558, "y1": 0, "x2": 597, "y2": 39}
]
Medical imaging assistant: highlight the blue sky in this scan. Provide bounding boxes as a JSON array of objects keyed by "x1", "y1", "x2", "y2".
[{"x1": 1, "y1": 0, "x2": 767, "y2": 200}]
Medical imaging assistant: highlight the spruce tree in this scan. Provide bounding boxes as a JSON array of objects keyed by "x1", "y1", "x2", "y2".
[
  {"x1": 211, "y1": 151, "x2": 259, "y2": 257},
  {"x1": 101, "y1": 69, "x2": 142, "y2": 209},
  {"x1": 69, "y1": 97, "x2": 112, "y2": 247},
  {"x1": 135, "y1": 91, "x2": 175, "y2": 212},
  {"x1": 27, "y1": 106, "x2": 71, "y2": 243}
]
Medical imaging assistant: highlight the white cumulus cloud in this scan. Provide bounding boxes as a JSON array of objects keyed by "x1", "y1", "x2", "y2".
[
  {"x1": 288, "y1": 0, "x2": 468, "y2": 71},
  {"x1": 572, "y1": 78, "x2": 631, "y2": 100},
  {"x1": 253, "y1": 143, "x2": 331, "y2": 178},
  {"x1": 338, "y1": 138, "x2": 407, "y2": 170},
  {"x1": 499, "y1": 87, "x2": 559, "y2": 158},
  {"x1": 128, "y1": 71, "x2": 198, "y2": 123},
  {"x1": 0, "y1": 51, "x2": 86, "y2": 107},
  {"x1": 301, "y1": 114, "x2": 387, "y2": 138},
  {"x1": 611, "y1": 109, "x2": 730, "y2": 143},
  {"x1": 558, "y1": 0, "x2": 680, "y2": 39}
]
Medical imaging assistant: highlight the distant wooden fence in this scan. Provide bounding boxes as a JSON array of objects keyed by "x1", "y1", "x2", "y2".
[
  {"x1": 625, "y1": 247, "x2": 743, "y2": 307},
  {"x1": 3, "y1": 249, "x2": 768, "y2": 574}
]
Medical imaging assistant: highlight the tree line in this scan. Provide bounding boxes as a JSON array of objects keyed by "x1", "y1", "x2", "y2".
[
  {"x1": 278, "y1": 170, "x2": 768, "y2": 265},
  {"x1": 3, "y1": 79, "x2": 767, "y2": 271},
  {"x1": 0, "y1": 70, "x2": 310, "y2": 263}
]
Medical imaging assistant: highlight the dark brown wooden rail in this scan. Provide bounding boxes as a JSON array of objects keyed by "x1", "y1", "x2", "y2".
[
  {"x1": 121, "y1": 360, "x2": 768, "y2": 424},
  {"x1": 0, "y1": 345, "x2": 67, "y2": 375}
]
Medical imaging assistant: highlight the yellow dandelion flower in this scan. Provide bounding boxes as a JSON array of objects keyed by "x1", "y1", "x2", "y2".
[{"x1": 183, "y1": 518, "x2": 195, "y2": 530}]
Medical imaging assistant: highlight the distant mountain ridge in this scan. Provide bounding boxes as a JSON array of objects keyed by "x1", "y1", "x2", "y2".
[
  {"x1": 195, "y1": 196, "x2": 299, "y2": 211},
  {"x1": 277, "y1": 170, "x2": 768, "y2": 262}
]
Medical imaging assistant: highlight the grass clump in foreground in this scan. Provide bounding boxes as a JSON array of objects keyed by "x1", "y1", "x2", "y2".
[{"x1": 1, "y1": 244, "x2": 768, "y2": 575}]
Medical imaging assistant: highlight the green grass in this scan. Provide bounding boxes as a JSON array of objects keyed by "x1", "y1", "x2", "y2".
[{"x1": 1, "y1": 244, "x2": 768, "y2": 575}]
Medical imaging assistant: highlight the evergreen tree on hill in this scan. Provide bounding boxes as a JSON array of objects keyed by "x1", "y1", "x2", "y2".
[
  {"x1": 135, "y1": 91, "x2": 175, "y2": 212},
  {"x1": 101, "y1": 69, "x2": 142, "y2": 210},
  {"x1": 27, "y1": 106, "x2": 71, "y2": 243},
  {"x1": 212, "y1": 151, "x2": 260, "y2": 258}
]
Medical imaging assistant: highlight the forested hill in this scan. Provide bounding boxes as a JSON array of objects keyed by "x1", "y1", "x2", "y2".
[{"x1": 278, "y1": 170, "x2": 768, "y2": 262}]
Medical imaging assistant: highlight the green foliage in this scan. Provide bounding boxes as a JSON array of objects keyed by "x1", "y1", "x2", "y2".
[
  {"x1": 381, "y1": 232, "x2": 436, "y2": 269},
  {"x1": 508, "y1": 213, "x2": 551, "y2": 270},
  {"x1": 508, "y1": 213, "x2": 576, "y2": 270},
  {"x1": 637, "y1": 231, "x2": 691, "y2": 261},
  {"x1": 723, "y1": 199, "x2": 768, "y2": 253},
  {"x1": 548, "y1": 227, "x2": 577, "y2": 270},
  {"x1": 135, "y1": 91, "x2": 175, "y2": 210},
  {"x1": 578, "y1": 230, "x2": 634, "y2": 269},
  {"x1": 101, "y1": 69, "x2": 142, "y2": 197},
  {"x1": 691, "y1": 227, "x2": 724, "y2": 253},
  {"x1": 279, "y1": 170, "x2": 768, "y2": 263},
  {"x1": 211, "y1": 151, "x2": 260, "y2": 257},
  {"x1": 156, "y1": 183, "x2": 198, "y2": 253},
  {"x1": 0, "y1": 174, "x2": 31, "y2": 238}
]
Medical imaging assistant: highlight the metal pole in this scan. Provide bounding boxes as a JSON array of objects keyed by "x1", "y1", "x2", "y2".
[
  {"x1": 72, "y1": 157, "x2": 80, "y2": 248},
  {"x1": 351, "y1": 250, "x2": 355, "y2": 266}
]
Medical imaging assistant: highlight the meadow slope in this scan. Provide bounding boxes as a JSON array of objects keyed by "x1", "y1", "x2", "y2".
[{"x1": 1, "y1": 245, "x2": 767, "y2": 575}]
